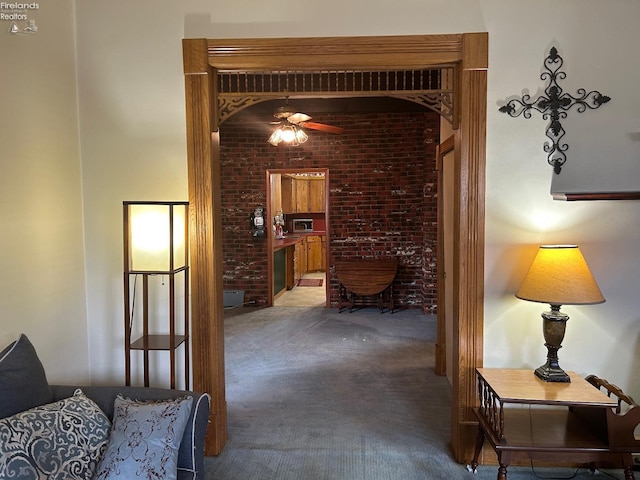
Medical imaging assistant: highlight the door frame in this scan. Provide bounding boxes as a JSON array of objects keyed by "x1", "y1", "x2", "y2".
[
  {"x1": 182, "y1": 33, "x2": 487, "y2": 462},
  {"x1": 435, "y1": 134, "x2": 455, "y2": 376},
  {"x1": 266, "y1": 168, "x2": 330, "y2": 307}
]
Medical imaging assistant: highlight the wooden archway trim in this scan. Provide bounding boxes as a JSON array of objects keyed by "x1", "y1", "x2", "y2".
[{"x1": 182, "y1": 33, "x2": 487, "y2": 462}]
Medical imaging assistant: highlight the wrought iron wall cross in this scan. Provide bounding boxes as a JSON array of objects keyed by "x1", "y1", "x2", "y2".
[{"x1": 499, "y1": 47, "x2": 611, "y2": 174}]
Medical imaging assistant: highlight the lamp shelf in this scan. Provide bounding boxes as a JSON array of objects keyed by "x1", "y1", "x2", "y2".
[
  {"x1": 130, "y1": 334, "x2": 188, "y2": 351},
  {"x1": 128, "y1": 266, "x2": 189, "y2": 276}
]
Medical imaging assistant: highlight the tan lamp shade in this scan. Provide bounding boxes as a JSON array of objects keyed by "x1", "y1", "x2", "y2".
[{"x1": 516, "y1": 245, "x2": 605, "y2": 306}]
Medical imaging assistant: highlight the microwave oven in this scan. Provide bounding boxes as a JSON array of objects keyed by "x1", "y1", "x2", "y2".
[{"x1": 292, "y1": 219, "x2": 313, "y2": 232}]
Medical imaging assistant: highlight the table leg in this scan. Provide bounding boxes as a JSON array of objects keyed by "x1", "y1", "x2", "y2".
[
  {"x1": 469, "y1": 425, "x2": 485, "y2": 473},
  {"x1": 623, "y1": 465, "x2": 635, "y2": 480},
  {"x1": 497, "y1": 463, "x2": 508, "y2": 480},
  {"x1": 338, "y1": 283, "x2": 346, "y2": 312}
]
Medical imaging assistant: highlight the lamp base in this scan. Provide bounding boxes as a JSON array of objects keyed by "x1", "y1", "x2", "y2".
[
  {"x1": 535, "y1": 306, "x2": 571, "y2": 383},
  {"x1": 534, "y1": 363, "x2": 570, "y2": 382}
]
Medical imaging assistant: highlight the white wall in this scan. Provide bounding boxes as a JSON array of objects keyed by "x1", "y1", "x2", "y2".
[
  {"x1": 0, "y1": 0, "x2": 90, "y2": 383},
  {"x1": 3, "y1": 0, "x2": 638, "y2": 401},
  {"x1": 482, "y1": 0, "x2": 640, "y2": 401},
  {"x1": 74, "y1": 1, "x2": 190, "y2": 385}
]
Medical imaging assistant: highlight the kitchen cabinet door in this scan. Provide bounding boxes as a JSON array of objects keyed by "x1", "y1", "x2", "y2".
[
  {"x1": 270, "y1": 173, "x2": 282, "y2": 214},
  {"x1": 308, "y1": 179, "x2": 325, "y2": 212},
  {"x1": 281, "y1": 176, "x2": 296, "y2": 213},
  {"x1": 306, "y1": 235, "x2": 323, "y2": 272},
  {"x1": 295, "y1": 179, "x2": 309, "y2": 213},
  {"x1": 293, "y1": 238, "x2": 305, "y2": 283}
]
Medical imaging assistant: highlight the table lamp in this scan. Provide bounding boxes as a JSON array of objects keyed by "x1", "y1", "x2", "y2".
[{"x1": 516, "y1": 245, "x2": 605, "y2": 382}]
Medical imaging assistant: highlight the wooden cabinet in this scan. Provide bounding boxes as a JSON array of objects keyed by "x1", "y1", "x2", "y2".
[
  {"x1": 281, "y1": 176, "x2": 325, "y2": 213},
  {"x1": 281, "y1": 176, "x2": 295, "y2": 213},
  {"x1": 308, "y1": 179, "x2": 325, "y2": 213},
  {"x1": 306, "y1": 235, "x2": 324, "y2": 272},
  {"x1": 293, "y1": 237, "x2": 306, "y2": 284},
  {"x1": 284, "y1": 246, "x2": 295, "y2": 290},
  {"x1": 270, "y1": 173, "x2": 282, "y2": 214},
  {"x1": 295, "y1": 179, "x2": 309, "y2": 213}
]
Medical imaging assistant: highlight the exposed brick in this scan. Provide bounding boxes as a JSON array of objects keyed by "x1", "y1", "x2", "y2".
[{"x1": 220, "y1": 110, "x2": 439, "y2": 312}]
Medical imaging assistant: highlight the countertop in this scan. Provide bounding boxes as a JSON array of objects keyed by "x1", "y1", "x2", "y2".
[{"x1": 272, "y1": 232, "x2": 326, "y2": 250}]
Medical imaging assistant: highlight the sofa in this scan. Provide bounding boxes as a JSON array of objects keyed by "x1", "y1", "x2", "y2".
[{"x1": 0, "y1": 333, "x2": 210, "y2": 480}]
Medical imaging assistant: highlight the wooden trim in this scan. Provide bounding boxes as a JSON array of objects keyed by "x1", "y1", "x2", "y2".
[
  {"x1": 206, "y1": 34, "x2": 465, "y2": 70},
  {"x1": 183, "y1": 32, "x2": 488, "y2": 462},
  {"x1": 183, "y1": 39, "x2": 227, "y2": 455},
  {"x1": 553, "y1": 191, "x2": 640, "y2": 201},
  {"x1": 435, "y1": 143, "x2": 445, "y2": 377},
  {"x1": 451, "y1": 32, "x2": 487, "y2": 463},
  {"x1": 440, "y1": 135, "x2": 455, "y2": 155},
  {"x1": 435, "y1": 134, "x2": 455, "y2": 377}
]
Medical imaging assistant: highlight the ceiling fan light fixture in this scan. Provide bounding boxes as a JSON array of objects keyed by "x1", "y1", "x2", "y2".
[
  {"x1": 268, "y1": 123, "x2": 308, "y2": 146},
  {"x1": 295, "y1": 128, "x2": 308, "y2": 144},
  {"x1": 268, "y1": 128, "x2": 283, "y2": 146},
  {"x1": 281, "y1": 125, "x2": 297, "y2": 143}
]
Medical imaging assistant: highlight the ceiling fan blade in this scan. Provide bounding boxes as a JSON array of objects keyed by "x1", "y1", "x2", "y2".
[
  {"x1": 302, "y1": 121, "x2": 344, "y2": 134},
  {"x1": 287, "y1": 112, "x2": 312, "y2": 124}
]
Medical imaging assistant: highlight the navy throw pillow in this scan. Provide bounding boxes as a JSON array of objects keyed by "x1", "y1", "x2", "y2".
[{"x1": 0, "y1": 334, "x2": 53, "y2": 418}]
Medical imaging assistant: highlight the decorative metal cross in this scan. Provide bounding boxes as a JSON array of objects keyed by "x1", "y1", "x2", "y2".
[{"x1": 499, "y1": 47, "x2": 611, "y2": 174}]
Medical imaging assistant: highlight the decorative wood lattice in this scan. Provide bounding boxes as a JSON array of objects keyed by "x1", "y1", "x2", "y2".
[{"x1": 216, "y1": 68, "x2": 455, "y2": 126}]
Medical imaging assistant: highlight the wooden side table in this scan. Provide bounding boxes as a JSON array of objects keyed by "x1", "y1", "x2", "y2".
[{"x1": 469, "y1": 368, "x2": 639, "y2": 480}]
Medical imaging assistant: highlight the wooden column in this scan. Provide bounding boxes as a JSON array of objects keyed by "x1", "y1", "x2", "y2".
[
  {"x1": 450, "y1": 32, "x2": 487, "y2": 463},
  {"x1": 182, "y1": 38, "x2": 227, "y2": 455}
]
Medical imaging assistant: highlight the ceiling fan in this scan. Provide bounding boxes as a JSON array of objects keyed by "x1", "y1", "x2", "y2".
[{"x1": 268, "y1": 105, "x2": 344, "y2": 146}]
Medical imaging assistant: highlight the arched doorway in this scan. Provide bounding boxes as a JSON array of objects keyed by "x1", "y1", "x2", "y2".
[{"x1": 182, "y1": 33, "x2": 487, "y2": 462}]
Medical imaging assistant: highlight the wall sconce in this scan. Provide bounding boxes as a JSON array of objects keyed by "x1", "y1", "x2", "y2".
[
  {"x1": 516, "y1": 245, "x2": 605, "y2": 382},
  {"x1": 123, "y1": 201, "x2": 190, "y2": 388}
]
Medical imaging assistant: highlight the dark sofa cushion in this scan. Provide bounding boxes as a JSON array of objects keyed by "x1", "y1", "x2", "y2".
[{"x1": 0, "y1": 334, "x2": 52, "y2": 418}]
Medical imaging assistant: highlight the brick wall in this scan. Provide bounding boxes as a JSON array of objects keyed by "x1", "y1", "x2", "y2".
[{"x1": 220, "y1": 109, "x2": 439, "y2": 312}]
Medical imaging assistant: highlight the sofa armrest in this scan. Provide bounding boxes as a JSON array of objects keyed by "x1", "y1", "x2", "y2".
[{"x1": 51, "y1": 385, "x2": 210, "y2": 480}]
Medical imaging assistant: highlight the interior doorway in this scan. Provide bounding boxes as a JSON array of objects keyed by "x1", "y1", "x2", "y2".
[
  {"x1": 267, "y1": 169, "x2": 329, "y2": 307},
  {"x1": 182, "y1": 33, "x2": 487, "y2": 461}
]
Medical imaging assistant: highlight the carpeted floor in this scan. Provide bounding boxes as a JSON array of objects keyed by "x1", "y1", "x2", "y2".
[{"x1": 204, "y1": 306, "x2": 629, "y2": 480}]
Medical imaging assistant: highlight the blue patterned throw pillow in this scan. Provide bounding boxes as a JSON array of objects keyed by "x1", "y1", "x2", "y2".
[
  {"x1": 0, "y1": 389, "x2": 111, "y2": 480},
  {"x1": 94, "y1": 394, "x2": 193, "y2": 480}
]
